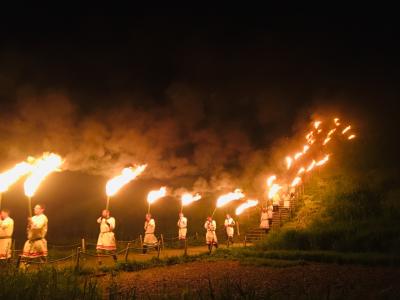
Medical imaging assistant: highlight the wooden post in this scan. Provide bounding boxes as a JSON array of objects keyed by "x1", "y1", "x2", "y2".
[
  {"x1": 28, "y1": 197, "x2": 32, "y2": 217},
  {"x1": 195, "y1": 232, "x2": 198, "y2": 240},
  {"x1": 106, "y1": 196, "x2": 110, "y2": 211},
  {"x1": 184, "y1": 239, "x2": 188, "y2": 256},
  {"x1": 244, "y1": 235, "x2": 247, "y2": 247},
  {"x1": 157, "y1": 243, "x2": 161, "y2": 259},
  {"x1": 75, "y1": 247, "x2": 81, "y2": 271},
  {"x1": 160, "y1": 234, "x2": 164, "y2": 250},
  {"x1": 139, "y1": 234, "x2": 143, "y2": 247},
  {"x1": 81, "y1": 238, "x2": 86, "y2": 252},
  {"x1": 124, "y1": 242, "x2": 131, "y2": 262},
  {"x1": 236, "y1": 221, "x2": 240, "y2": 236},
  {"x1": 11, "y1": 239, "x2": 15, "y2": 259}
]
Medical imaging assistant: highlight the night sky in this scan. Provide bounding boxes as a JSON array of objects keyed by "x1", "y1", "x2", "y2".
[{"x1": 0, "y1": 11, "x2": 399, "y2": 244}]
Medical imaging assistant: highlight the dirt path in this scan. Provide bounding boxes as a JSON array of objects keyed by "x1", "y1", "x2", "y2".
[{"x1": 104, "y1": 260, "x2": 400, "y2": 298}]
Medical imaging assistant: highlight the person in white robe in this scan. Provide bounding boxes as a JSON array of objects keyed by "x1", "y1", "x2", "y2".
[
  {"x1": 224, "y1": 214, "x2": 235, "y2": 245},
  {"x1": 0, "y1": 209, "x2": 13, "y2": 260},
  {"x1": 177, "y1": 212, "x2": 187, "y2": 248},
  {"x1": 143, "y1": 213, "x2": 158, "y2": 253},
  {"x1": 96, "y1": 209, "x2": 117, "y2": 263},
  {"x1": 260, "y1": 207, "x2": 270, "y2": 233},
  {"x1": 204, "y1": 216, "x2": 218, "y2": 253}
]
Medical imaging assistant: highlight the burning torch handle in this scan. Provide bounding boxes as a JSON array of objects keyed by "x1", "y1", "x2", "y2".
[
  {"x1": 147, "y1": 203, "x2": 151, "y2": 214},
  {"x1": 28, "y1": 197, "x2": 32, "y2": 218},
  {"x1": 236, "y1": 221, "x2": 240, "y2": 236},
  {"x1": 0, "y1": 193, "x2": 2, "y2": 210},
  {"x1": 106, "y1": 196, "x2": 110, "y2": 211},
  {"x1": 211, "y1": 207, "x2": 217, "y2": 218}
]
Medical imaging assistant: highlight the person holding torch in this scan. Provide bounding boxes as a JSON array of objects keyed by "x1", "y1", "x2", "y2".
[
  {"x1": 204, "y1": 216, "x2": 218, "y2": 253},
  {"x1": 224, "y1": 214, "x2": 236, "y2": 246},
  {"x1": 0, "y1": 209, "x2": 14, "y2": 260},
  {"x1": 96, "y1": 209, "x2": 117, "y2": 264},
  {"x1": 143, "y1": 213, "x2": 158, "y2": 254},
  {"x1": 177, "y1": 212, "x2": 187, "y2": 248}
]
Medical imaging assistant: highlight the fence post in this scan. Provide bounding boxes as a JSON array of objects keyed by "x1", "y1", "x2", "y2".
[
  {"x1": 139, "y1": 235, "x2": 143, "y2": 247},
  {"x1": 184, "y1": 239, "x2": 188, "y2": 256},
  {"x1": 124, "y1": 242, "x2": 131, "y2": 262},
  {"x1": 157, "y1": 244, "x2": 161, "y2": 259},
  {"x1": 160, "y1": 234, "x2": 164, "y2": 250},
  {"x1": 195, "y1": 232, "x2": 198, "y2": 240},
  {"x1": 75, "y1": 247, "x2": 81, "y2": 271},
  {"x1": 244, "y1": 235, "x2": 247, "y2": 247},
  {"x1": 81, "y1": 238, "x2": 86, "y2": 252},
  {"x1": 12, "y1": 239, "x2": 16, "y2": 259}
]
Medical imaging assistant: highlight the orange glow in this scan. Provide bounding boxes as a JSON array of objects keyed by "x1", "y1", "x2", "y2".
[
  {"x1": 305, "y1": 131, "x2": 313, "y2": 140},
  {"x1": 316, "y1": 155, "x2": 330, "y2": 166},
  {"x1": 348, "y1": 134, "x2": 356, "y2": 140},
  {"x1": 181, "y1": 193, "x2": 202, "y2": 206},
  {"x1": 314, "y1": 121, "x2": 322, "y2": 129},
  {"x1": 286, "y1": 156, "x2": 293, "y2": 169},
  {"x1": 24, "y1": 153, "x2": 63, "y2": 197},
  {"x1": 334, "y1": 118, "x2": 340, "y2": 126},
  {"x1": 268, "y1": 183, "x2": 281, "y2": 199},
  {"x1": 106, "y1": 165, "x2": 147, "y2": 197},
  {"x1": 216, "y1": 189, "x2": 245, "y2": 207},
  {"x1": 317, "y1": 129, "x2": 322, "y2": 134},
  {"x1": 235, "y1": 199, "x2": 258, "y2": 215},
  {"x1": 294, "y1": 152, "x2": 303, "y2": 160},
  {"x1": 327, "y1": 128, "x2": 336, "y2": 137},
  {"x1": 303, "y1": 145, "x2": 310, "y2": 153},
  {"x1": 323, "y1": 137, "x2": 331, "y2": 145},
  {"x1": 297, "y1": 167, "x2": 306, "y2": 175},
  {"x1": 147, "y1": 187, "x2": 167, "y2": 204},
  {"x1": 342, "y1": 126, "x2": 351, "y2": 134}
]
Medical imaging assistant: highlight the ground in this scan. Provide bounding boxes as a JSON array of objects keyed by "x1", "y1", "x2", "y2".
[{"x1": 102, "y1": 260, "x2": 400, "y2": 299}]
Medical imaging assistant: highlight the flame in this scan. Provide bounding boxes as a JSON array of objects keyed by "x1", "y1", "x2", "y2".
[
  {"x1": 342, "y1": 126, "x2": 351, "y2": 134},
  {"x1": 147, "y1": 187, "x2": 167, "y2": 204},
  {"x1": 106, "y1": 164, "x2": 147, "y2": 197},
  {"x1": 0, "y1": 161, "x2": 34, "y2": 193},
  {"x1": 316, "y1": 155, "x2": 330, "y2": 166},
  {"x1": 297, "y1": 167, "x2": 305, "y2": 175},
  {"x1": 306, "y1": 160, "x2": 316, "y2": 172},
  {"x1": 268, "y1": 183, "x2": 281, "y2": 199},
  {"x1": 317, "y1": 129, "x2": 322, "y2": 134},
  {"x1": 181, "y1": 193, "x2": 202, "y2": 206},
  {"x1": 334, "y1": 118, "x2": 340, "y2": 126},
  {"x1": 305, "y1": 131, "x2": 314, "y2": 140},
  {"x1": 235, "y1": 199, "x2": 258, "y2": 215},
  {"x1": 323, "y1": 137, "x2": 331, "y2": 145},
  {"x1": 266, "y1": 175, "x2": 276, "y2": 187},
  {"x1": 285, "y1": 156, "x2": 293, "y2": 169},
  {"x1": 308, "y1": 138, "x2": 316, "y2": 145},
  {"x1": 327, "y1": 128, "x2": 336, "y2": 137},
  {"x1": 294, "y1": 152, "x2": 303, "y2": 160},
  {"x1": 24, "y1": 153, "x2": 63, "y2": 197},
  {"x1": 348, "y1": 134, "x2": 356, "y2": 140},
  {"x1": 314, "y1": 121, "x2": 322, "y2": 129},
  {"x1": 216, "y1": 189, "x2": 245, "y2": 208},
  {"x1": 291, "y1": 176, "x2": 302, "y2": 187},
  {"x1": 303, "y1": 145, "x2": 310, "y2": 154}
]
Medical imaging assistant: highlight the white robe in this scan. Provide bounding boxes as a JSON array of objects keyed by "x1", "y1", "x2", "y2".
[
  {"x1": 96, "y1": 217, "x2": 116, "y2": 251},
  {"x1": 260, "y1": 212, "x2": 269, "y2": 229},
  {"x1": 0, "y1": 217, "x2": 13, "y2": 259},
  {"x1": 22, "y1": 214, "x2": 48, "y2": 258},
  {"x1": 144, "y1": 219, "x2": 158, "y2": 245},
  {"x1": 267, "y1": 205, "x2": 273, "y2": 219},
  {"x1": 224, "y1": 217, "x2": 235, "y2": 237},
  {"x1": 204, "y1": 220, "x2": 218, "y2": 244},
  {"x1": 177, "y1": 217, "x2": 187, "y2": 240}
]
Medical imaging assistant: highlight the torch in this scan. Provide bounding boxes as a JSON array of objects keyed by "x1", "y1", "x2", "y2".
[
  {"x1": 105, "y1": 165, "x2": 147, "y2": 210},
  {"x1": 180, "y1": 193, "x2": 201, "y2": 213},
  {"x1": 0, "y1": 161, "x2": 33, "y2": 209},
  {"x1": 23, "y1": 153, "x2": 63, "y2": 217},
  {"x1": 212, "y1": 189, "x2": 245, "y2": 218},
  {"x1": 235, "y1": 199, "x2": 259, "y2": 236},
  {"x1": 147, "y1": 187, "x2": 167, "y2": 214}
]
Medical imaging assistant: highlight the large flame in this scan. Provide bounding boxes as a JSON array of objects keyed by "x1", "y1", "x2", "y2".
[
  {"x1": 147, "y1": 187, "x2": 167, "y2": 204},
  {"x1": 285, "y1": 156, "x2": 293, "y2": 169},
  {"x1": 291, "y1": 176, "x2": 302, "y2": 187},
  {"x1": 316, "y1": 154, "x2": 330, "y2": 166},
  {"x1": 24, "y1": 153, "x2": 63, "y2": 197},
  {"x1": 266, "y1": 175, "x2": 276, "y2": 187},
  {"x1": 268, "y1": 183, "x2": 281, "y2": 199},
  {"x1": 0, "y1": 160, "x2": 33, "y2": 193},
  {"x1": 216, "y1": 189, "x2": 245, "y2": 208},
  {"x1": 181, "y1": 192, "x2": 202, "y2": 206},
  {"x1": 235, "y1": 199, "x2": 258, "y2": 215},
  {"x1": 106, "y1": 164, "x2": 147, "y2": 197}
]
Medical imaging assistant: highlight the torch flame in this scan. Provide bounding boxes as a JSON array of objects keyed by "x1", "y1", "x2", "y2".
[
  {"x1": 106, "y1": 164, "x2": 147, "y2": 197},
  {"x1": 291, "y1": 176, "x2": 302, "y2": 187},
  {"x1": 317, "y1": 129, "x2": 322, "y2": 134},
  {"x1": 327, "y1": 128, "x2": 336, "y2": 137},
  {"x1": 348, "y1": 134, "x2": 356, "y2": 140},
  {"x1": 23, "y1": 153, "x2": 63, "y2": 198},
  {"x1": 342, "y1": 126, "x2": 351, "y2": 134},
  {"x1": 297, "y1": 167, "x2": 306, "y2": 175},
  {"x1": 285, "y1": 156, "x2": 293, "y2": 169},
  {"x1": 316, "y1": 155, "x2": 330, "y2": 166},
  {"x1": 216, "y1": 189, "x2": 245, "y2": 208},
  {"x1": 181, "y1": 193, "x2": 202, "y2": 206},
  {"x1": 334, "y1": 118, "x2": 340, "y2": 126},
  {"x1": 294, "y1": 152, "x2": 303, "y2": 160},
  {"x1": 314, "y1": 121, "x2": 322, "y2": 129},
  {"x1": 0, "y1": 161, "x2": 34, "y2": 193},
  {"x1": 147, "y1": 187, "x2": 167, "y2": 204},
  {"x1": 235, "y1": 199, "x2": 258, "y2": 215},
  {"x1": 268, "y1": 183, "x2": 281, "y2": 199},
  {"x1": 303, "y1": 145, "x2": 310, "y2": 154},
  {"x1": 306, "y1": 160, "x2": 316, "y2": 172},
  {"x1": 323, "y1": 137, "x2": 331, "y2": 145},
  {"x1": 266, "y1": 175, "x2": 276, "y2": 187}
]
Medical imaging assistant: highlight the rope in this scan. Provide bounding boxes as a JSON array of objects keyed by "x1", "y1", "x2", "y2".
[
  {"x1": 48, "y1": 243, "x2": 81, "y2": 248},
  {"x1": 21, "y1": 253, "x2": 77, "y2": 265}
]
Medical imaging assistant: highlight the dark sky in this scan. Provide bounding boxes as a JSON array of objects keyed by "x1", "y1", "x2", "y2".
[{"x1": 0, "y1": 11, "x2": 399, "y2": 243}]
